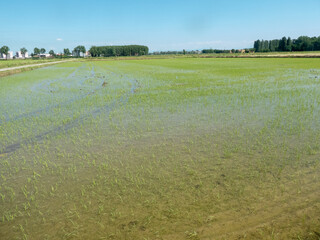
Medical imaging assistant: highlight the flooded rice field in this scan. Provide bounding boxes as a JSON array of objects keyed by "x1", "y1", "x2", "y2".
[{"x1": 0, "y1": 58, "x2": 320, "y2": 239}]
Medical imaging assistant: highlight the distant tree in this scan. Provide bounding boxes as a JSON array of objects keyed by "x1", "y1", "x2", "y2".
[
  {"x1": 73, "y1": 45, "x2": 86, "y2": 57},
  {"x1": 89, "y1": 46, "x2": 98, "y2": 57},
  {"x1": 89, "y1": 45, "x2": 148, "y2": 57},
  {"x1": 265, "y1": 40, "x2": 270, "y2": 52},
  {"x1": 20, "y1": 47, "x2": 27, "y2": 57},
  {"x1": 253, "y1": 40, "x2": 258, "y2": 52},
  {"x1": 278, "y1": 37, "x2": 287, "y2": 51},
  {"x1": 80, "y1": 46, "x2": 86, "y2": 56},
  {"x1": 261, "y1": 40, "x2": 269, "y2": 52},
  {"x1": 74, "y1": 46, "x2": 79, "y2": 56},
  {"x1": 0, "y1": 46, "x2": 10, "y2": 59},
  {"x1": 254, "y1": 35, "x2": 320, "y2": 52},
  {"x1": 310, "y1": 37, "x2": 318, "y2": 51},
  {"x1": 260, "y1": 40, "x2": 264, "y2": 51},
  {"x1": 183, "y1": 49, "x2": 186, "y2": 55},
  {"x1": 286, "y1": 37, "x2": 292, "y2": 51},
  {"x1": 214, "y1": 49, "x2": 229, "y2": 53},
  {"x1": 268, "y1": 40, "x2": 272, "y2": 51},
  {"x1": 63, "y1": 48, "x2": 70, "y2": 56},
  {"x1": 73, "y1": 46, "x2": 80, "y2": 57},
  {"x1": 259, "y1": 40, "x2": 264, "y2": 51},
  {"x1": 314, "y1": 37, "x2": 320, "y2": 50},
  {"x1": 49, "y1": 50, "x2": 55, "y2": 56},
  {"x1": 40, "y1": 48, "x2": 46, "y2": 54},
  {"x1": 111, "y1": 47, "x2": 116, "y2": 56},
  {"x1": 269, "y1": 39, "x2": 280, "y2": 52},
  {"x1": 296, "y1": 36, "x2": 313, "y2": 51},
  {"x1": 254, "y1": 40, "x2": 261, "y2": 52},
  {"x1": 34, "y1": 47, "x2": 40, "y2": 55}
]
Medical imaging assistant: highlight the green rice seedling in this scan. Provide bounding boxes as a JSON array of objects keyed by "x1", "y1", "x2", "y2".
[{"x1": 1, "y1": 58, "x2": 320, "y2": 239}]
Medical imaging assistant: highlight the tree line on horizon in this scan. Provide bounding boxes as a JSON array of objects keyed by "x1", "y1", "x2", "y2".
[
  {"x1": 0, "y1": 45, "x2": 149, "y2": 59},
  {"x1": 89, "y1": 45, "x2": 148, "y2": 57},
  {"x1": 201, "y1": 49, "x2": 255, "y2": 54},
  {"x1": 3, "y1": 36, "x2": 320, "y2": 59},
  {"x1": 32, "y1": 46, "x2": 86, "y2": 57},
  {"x1": 152, "y1": 49, "x2": 203, "y2": 55},
  {"x1": 0, "y1": 44, "x2": 148, "y2": 59},
  {"x1": 0, "y1": 45, "x2": 87, "y2": 59},
  {"x1": 254, "y1": 36, "x2": 320, "y2": 52}
]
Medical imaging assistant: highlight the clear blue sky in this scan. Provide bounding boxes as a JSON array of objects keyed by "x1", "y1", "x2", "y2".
[{"x1": 1, "y1": 0, "x2": 320, "y2": 53}]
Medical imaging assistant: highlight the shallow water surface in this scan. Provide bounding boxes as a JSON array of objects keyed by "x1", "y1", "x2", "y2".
[{"x1": 0, "y1": 58, "x2": 320, "y2": 239}]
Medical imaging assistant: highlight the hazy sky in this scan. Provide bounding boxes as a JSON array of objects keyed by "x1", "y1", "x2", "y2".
[{"x1": 1, "y1": 0, "x2": 320, "y2": 53}]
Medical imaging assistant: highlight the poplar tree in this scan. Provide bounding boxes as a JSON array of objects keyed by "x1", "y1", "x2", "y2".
[
  {"x1": 286, "y1": 37, "x2": 292, "y2": 51},
  {"x1": 278, "y1": 37, "x2": 287, "y2": 51}
]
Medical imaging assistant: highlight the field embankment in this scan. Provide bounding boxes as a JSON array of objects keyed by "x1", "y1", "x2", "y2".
[
  {"x1": 0, "y1": 59, "x2": 75, "y2": 77},
  {"x1": 0, "y1": 58, "x2": 68, "y2": 69}
]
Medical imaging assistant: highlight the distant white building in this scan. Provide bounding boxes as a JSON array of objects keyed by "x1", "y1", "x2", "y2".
[
  {"x1": 72, "y1": 51, "x2": 82, "y2": 57},
  {"x1": 15, "y1": 51, "x2": 30, "y2": 59},
  {"x1": 0, "y1": 51, "x2": 14, "y2": 59},
  {"x1": 39, "y1": 53, "x2": 51, "y2": 58},
  {"x1": 72, "y1": 51, "x2": 90, "y2": 57},
  {"x1": 16, "y1": 51, "x2": 23, "y2": 58},
  {"x1": 8, "y1": 51, "x2": 13, "y2": 59}
]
